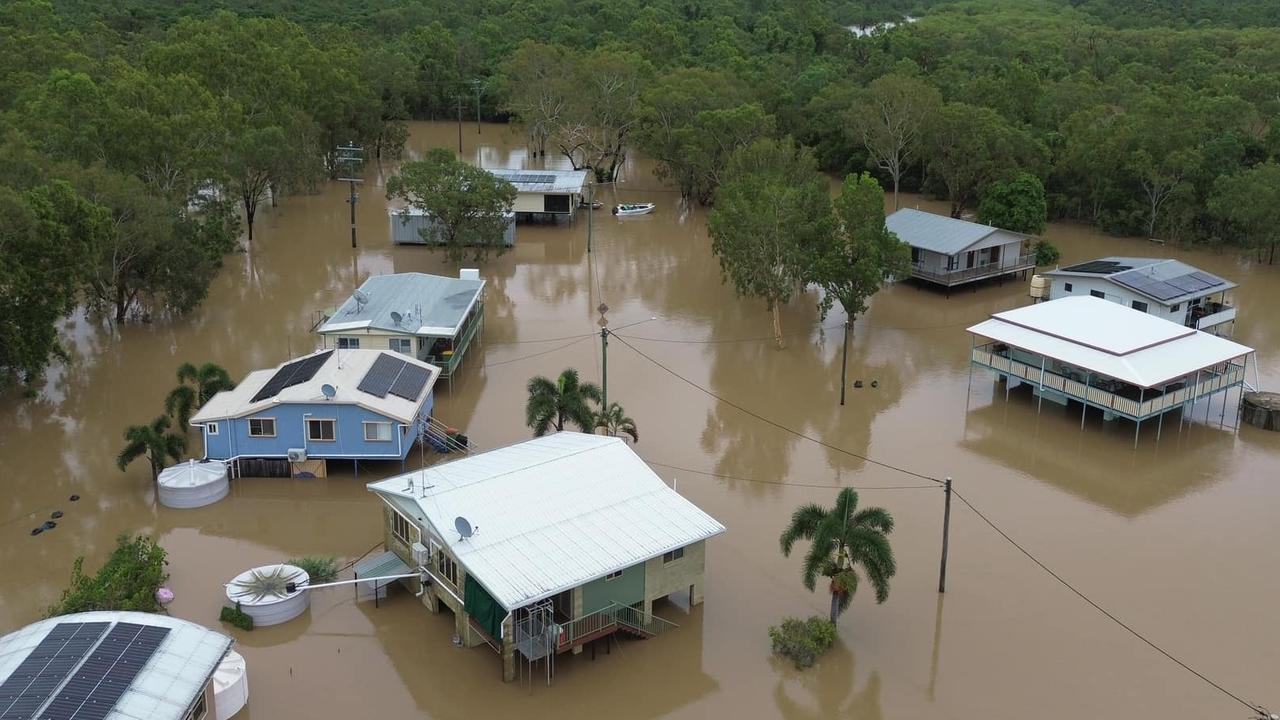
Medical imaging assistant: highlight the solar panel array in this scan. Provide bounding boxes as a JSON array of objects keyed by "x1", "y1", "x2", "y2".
[
  {"x1": 250, "y1": 350, "x2": 334, "y2": 402},
  {"x1": 1061, "y1": 260, "x2": 1134, "y2": 274},
  {"x1": 493, "y1": 172, "x2": 556, "y2": 185},
  {"x1": 1111, "y1": 269, "x2": 1226, "y2": 302},
  {"x1": 41, "y1": 622, "x2": 169, "y2": 720},
  {"x1": 356, "y1": 354, "x2": 432, "y2": 401},
  {"x1": 0, "y1": 622, "x2": 109, "y2": 720}
]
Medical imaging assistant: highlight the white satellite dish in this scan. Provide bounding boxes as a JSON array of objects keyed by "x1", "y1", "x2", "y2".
[
  {"x1": 390, "y1": 311, "x2": 403, "y2": 325},
  {"x1": 320, "y1": 384, "x2": 337, "y2": 399},
  {"x1": 455, "y1": 516, "x2": 475, "y2": 540},
  {"x1": 353, "y1": 289, "x2": 370, "y2": 310}
]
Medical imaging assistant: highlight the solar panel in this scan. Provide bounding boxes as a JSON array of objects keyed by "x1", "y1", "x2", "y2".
[
  {"x1": 1189, "y1": 270, "x2": 1226, "y2": 288},
  {"x1": 0, "y1": 622, "x2": 109, "y2": 720},
  {"x1": 250, "y1": 351, "x2": 334, "y2": 402},
  {"x1": 41, "y1": 623, "x2": 169, "y2": 720},
  {"x1": 1062, "y1": 260, "x2": 1132, "y2": 274},
  {"x1": 357, "y1": 353, "x2": 407, "y2": 398},
  {"x1": 389, "y1": 365, "x2": 431, "y2": 401}
]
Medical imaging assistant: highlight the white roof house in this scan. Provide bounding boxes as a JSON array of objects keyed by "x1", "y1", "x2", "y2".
[
  {"x1": 0, "y1": 611, "x2": 233, "y2": 720},
  {"x1": 486, "y1": 168, "x2": 588, "y2": 217},
  {"x1": 317, "y1": 273, "x2": 485, "y2": 338},
  {"x1": 887, "y1": 208, "x2": 1036, "y2": 287},
  {"x1": 367, "y1": 433, "x2": 726, "y2": 611},
  {"x1": 191, "y1": 349, "x2": 439, "y2": 425}
]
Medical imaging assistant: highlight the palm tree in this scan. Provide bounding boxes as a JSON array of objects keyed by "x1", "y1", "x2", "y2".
[
  {"x1": 525, "y1": 368, "x2": 602, "y2": 436},
  {"x1": 117, "y1": 415, "x2": 187, "y2": 481},
  {"x1": 779, "y1": 488, "x2": 896, "y2": 624},
  {"x1": 595, "y1": 402, "x2": 639, "y2": 443},
  {"x1": 165, "y1": 362, "x2": 236, "y2": 427}
]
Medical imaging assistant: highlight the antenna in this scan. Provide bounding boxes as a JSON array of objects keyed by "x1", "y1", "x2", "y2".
[
  {"x1": 390, "y1": 311, "x2": 403, "y2": 325},
  {"x1": 320, "y1": 384, "x2": 336, "y2": 400},
  {"x1": 353, "y1": 289, "x2": 370, "y2": 312},
  {"x1": 454, "y1": 516, "x2": 476, "y2": 540}
]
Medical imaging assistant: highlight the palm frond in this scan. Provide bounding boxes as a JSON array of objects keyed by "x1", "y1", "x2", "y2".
[
  {"x1": 779, "y1": 503, "x2": 827, "y2": 555},
  {"x1": 852, "y1": 507, "x2": 894, "y2": 534}
]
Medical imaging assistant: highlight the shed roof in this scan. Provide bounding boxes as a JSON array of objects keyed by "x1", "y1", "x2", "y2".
[
  {"x1": 317, "y1": 272, "x2": 485, "y2": 337},
  {"x1": 190, "y1": 349, "x2": 439, "y2": 425},
  {"x1": 0, "y1": 611, "x2": 232, "y2": 720},
  {"x1": 967, "y1": 296, "x2": 1253, "y2": 388},
  {"x1": 885, "y1": 208, "x2": 1030, "y2": 255},
  {"x1": 367, "y1": 433, "x2": 725, "y2": 611},
  {"x1": 1041, "y1": 257, "x2": 1235, "y2": 305},
  {"x1": 486, "y1": 168, "x2": 588, "y2": 195}
]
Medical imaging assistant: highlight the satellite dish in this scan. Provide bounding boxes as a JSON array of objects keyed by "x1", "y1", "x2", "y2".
[
  {"x1": 353, "y1": 289, "x2": 370, "y2": 307},
  {"x1": 390, "y1": 311, "x2": 403, "y2": 325},
  {"x1": 320, "y1": 384, "x2": 337, "y2": 399},
  {"x1": 455, "y1": 516, "x2": 474, "y2": 540}
]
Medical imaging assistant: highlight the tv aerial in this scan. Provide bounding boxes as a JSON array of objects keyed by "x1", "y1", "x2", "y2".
[{"x1": 455, "y1": 516, "x2": 477, "y2": 541}]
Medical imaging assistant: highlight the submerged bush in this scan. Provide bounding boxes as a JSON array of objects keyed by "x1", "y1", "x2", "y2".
[
  {"x1": 220, "y1": 603, "x2": 254, "y2": 631},
  {"x1": 287, "y1": 555, "x2": 338, "y2": 583},
  {"x1": 1033, "y1": 239, "x2": 1061, "y2": 267},
  {"x1": 47, "y1": 535, "x2": 169, "y2": 617},
  {"x1": 768, "y1": 616, "x2": 837, "y2": 669}
]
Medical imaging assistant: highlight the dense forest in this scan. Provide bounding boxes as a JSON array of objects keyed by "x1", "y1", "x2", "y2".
[{"x1": 3, "y1": 0, "x2": 1279, "y2": 383}]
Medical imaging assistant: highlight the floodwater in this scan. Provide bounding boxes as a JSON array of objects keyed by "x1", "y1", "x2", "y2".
[{"x1": 1, "y1": 122, "x2": 1278, "y2": 719}]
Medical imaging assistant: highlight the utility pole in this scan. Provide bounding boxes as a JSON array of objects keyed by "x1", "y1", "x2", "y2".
[
  {"x1": 473, "y1": 80, "x2": 482, "y2": 134},
  {"x1": 839, "y1": 319, "x2": 850, "y2": 406},
  {"x1": 335, "y1": 142, "x2": 364, "y2": 249},
  {"x1": 456, "y1": 91, "x2": 463, "y2": 153},
  {"x1": 587, "y1": 181, "x2": 595, "y2": 253},
  {"x1": 598, "y1": 302, "x2": 610, "y2": 409},
  {"x1": 938, "y1": 476, "x2": 953, "y2": 593}
]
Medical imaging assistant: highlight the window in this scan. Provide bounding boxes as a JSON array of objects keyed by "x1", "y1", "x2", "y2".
[
  {"x1": 663, "y1": 547, "x2": 685, "y2": 564},
  {"x1": 248, "y1": 418, "x2": 276, "y2": 437},
  {"x1": 438, "y1": 549, "x2": 459, "y2": 586},
  {"x1": 391, "y1": 510, "x2": 416, "y2": 545},
  {"x1": 389, "y1": 337, "x2": 412, "y2": 354},
  {"x1": 1131, "y1": 300, "x2": 1149, "y2": 313},
  {"x1": 307, "y1": 419, "x2": 336, "y2": 441},
  {"x1": 186, "y1": 692, "x2": 207, "y2": 720},
  {"x1": 1063, "y1": 282, "x2": 1073, "y2": 292},
  {"x1": 364, "y1": 421, "x2": 393, "y2": 442},
  {"x1": 205, "y1": 423, "x2": 219, "y2": 436},
  {"x1": 605, "y1": 570, "x2": 624, "y2": 581},
  {"x1": 1171, "y1": 303, "x2": 1181, "y2": 312},
  {"x1": 337, "y1": 337, "x2": 360, "y2": 349},
  {"x1": 1089, "y1": 290, "x2": 1105, "y2": 299}
]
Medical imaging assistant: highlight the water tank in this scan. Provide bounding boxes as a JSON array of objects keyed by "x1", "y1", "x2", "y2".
[
  {"x1": 157, "y1": 460, "x2": 229, "y2": 509},
  {"x1": 459, "y1": 268, "x2": 480, "y2": 281},
  {"x1": 1029, "y1": 274, "x2": 1048, "y2": 299},
  {"x1": 212, "y1": 650, "x2": 249, "y2": 720}
]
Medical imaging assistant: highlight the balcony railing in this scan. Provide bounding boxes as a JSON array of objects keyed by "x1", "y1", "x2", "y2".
[
  {"x1": 417, "y1": 303, "x2": 485, "y2": 379},
  {"x1": 1189, "y1": 303, "x2": 1237, "y2": 331},
  {"x1": 513, "y1": 602, "x2": 678, "y2": 658},
  {"x1": 912, "y1": 254, "x2": 1036, "y2": 286}
]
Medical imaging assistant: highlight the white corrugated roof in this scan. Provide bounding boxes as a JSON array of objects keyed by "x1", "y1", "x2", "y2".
[
  {"x1": 886, "y1": 208, "x2": 1029, "y2": 255},
  {"x1": 191, "y1": 349, "x2": 439, "y2": 425},
  {"x1": 486, "y1": 168, "x2": 588, "y2": 194},
  {"x1": 367, "y1": 433, "x2": 725, "y2": 611},
  {"x1": 967, "y1": 296, "x2": 1253, "y2": 387},
  {"x1": 0, "y1": 611, "x2": 232, "y2": 720},
  {"x1": 316, "y1": 272, "x2": 485, "y2": 337}
]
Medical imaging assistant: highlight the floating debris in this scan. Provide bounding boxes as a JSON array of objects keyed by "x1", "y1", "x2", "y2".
[
  {"x1": 43, "y1": 521, "x2": 57, "y2": 530},
  {"x1": 870, "y1": 380, "x2": 879, "y2": 388},
  {"x1": 853, "y1": 380, "x2": 864, "y2": 388},
  {"x1": 30, "y1": 528, "x2": 42, "y2": 536},
  {"x1": 69, "y1": 494, "x2": 80, "y2": 502},
  {"x1": 51, "y1": 510, "x2": 63, "y2": 519}
]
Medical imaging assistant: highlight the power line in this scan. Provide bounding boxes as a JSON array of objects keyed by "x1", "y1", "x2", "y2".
[
  {"x1": 484, "y1": 331, "x2": 595, "y2": 346},
  {"x1": 952, "y1": 490, "x2": 1262, "y2": 713},
  {"x1": 607, "y1": 333, "x2": 943, "y2": 485},
  {"x1": 482, "y1": 336, "x2": 590, "y2": 368},
  {"x1": 642, "y1": 458, "x2": 940, "y2": 490}
]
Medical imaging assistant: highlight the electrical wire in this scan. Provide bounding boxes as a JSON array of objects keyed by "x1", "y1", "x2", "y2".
[
  {"x1": 642, "y1": 458, "x2": 940, "y2": 490},
  {"x1": 337, "y1": 540, "x2": 386, "y2": 574},
  {"x1": 484, "y1": 331, "x2": 595, "y2": 346},
  {"x1": 608, "y1": 333, "x2": 943, "y2": 485},
  {"x1": 482, "y1": 336, "x2": 590, "y2": 368},
  {"x1": 952, "y1": 490, "x2": 1262, "y2": 713}
]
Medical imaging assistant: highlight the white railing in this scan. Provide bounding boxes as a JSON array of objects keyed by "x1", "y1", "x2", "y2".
[{"x1": 1195, "y1": 305, "x2": 1237, "y2": 330}]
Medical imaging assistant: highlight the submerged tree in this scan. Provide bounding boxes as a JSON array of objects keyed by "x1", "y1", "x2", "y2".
[
  {"x1": 386, "y1": 148, "x2": 516, "y2": 263},
  {"x1": 117, "y1": 415, "x2": 187, "y2": 481},
  {"x1": 165, "y1": 362, "x2": 236, "y2": 428},
  {"x1": 923, "y1": 102, "x2": 1044, "y2": 218},
  {"x1": 849, "y1": 74, "x2": 941, "y2": 210},
  {"x1": 977, "y1": 173, "x2": 1047, "y2": 235},
  {"x1": 780, "y1": 488, "x2": 896, "y2": 624},
  {"x1": 525, "y1": 368, "x2": 602, "y2": 436},
  {"x1": 595, "y1": 402, "x2": 639, "y2": 443}
]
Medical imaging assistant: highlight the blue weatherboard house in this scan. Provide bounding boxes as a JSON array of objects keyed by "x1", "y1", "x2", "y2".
[{"x1": 190, "y1": 349, "x2": 440, "y2": 476}]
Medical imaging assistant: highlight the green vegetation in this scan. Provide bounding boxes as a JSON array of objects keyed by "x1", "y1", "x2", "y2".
[
  {"x1": 978, "y1": 174, "x2": 1048, "y2": 236},
  {"x1": 769, "y1": 615, "x2": 838, "y2": 669},
  {"x1": 385, "y1": 148, "x2": 516, "y2": 262},
  {"x1": 525, "y1": 368, "x2": 602, "y2": 436},
  {"x1": 287, "y1": 556, "x2": 339, "y2": 583},
  {"x1": 219, "y1": 604, "x2": 254, "y2": 631},
  {"x1": 1033, "y1": 240, "x2": 1062, "y2": 268},
  {"x1": 595, "y1": 402, "x2": 639, "y2": 443},
  {"x1": 117, "y1": 415, "x2": 186, "y2": 480},
  {"x1": 165, "y1": 362, "x2": 236, "y2": 428},
  {"x1": 48, "y1": 535, "x2": 169, "y2": 616},
  {"x1": 780, "y1": 488, "x2": 896, "y2": 624}
]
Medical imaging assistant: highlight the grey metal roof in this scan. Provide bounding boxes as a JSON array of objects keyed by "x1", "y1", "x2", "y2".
[
  {"x1": 1042, "y1": 257, "x2": 1235, "y2": 305},
  {"x1": 486, "y1": 168, "x2": 587, "y2": 194},
  {"x1": 317, "y1": 272, "x2": 485, "y2": 337},
  {"x1": 886, "y1": 208, "x2": 1027, "y2": 255}
]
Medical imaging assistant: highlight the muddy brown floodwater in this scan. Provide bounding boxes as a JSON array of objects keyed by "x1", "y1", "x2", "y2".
[{"x1": 2, "y1": 122, "x2": 1278, "y2": 719}]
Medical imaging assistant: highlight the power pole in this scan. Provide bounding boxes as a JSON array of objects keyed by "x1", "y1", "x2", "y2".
[
  {"x1": 587, "y1": 181, "x2": 595, "y2": 253},
  {"x1": 473, "y1": 80, "x2": 482, "y2": 134},
  {"x1": 456, "y1": 91, "x2": 463, "y2": 153},
  {"x1": 839, "y1": 319, "x2": 850, "y2": 405},
  {"x1": 336, "y1": 142, "x2": 364, "y2": 249},
  {"x1": 598, "y1": 302, "x2": 610, "y2": 409},
  {"x1": 938, "y1": 477, "x2": 953, "y2": 593}
]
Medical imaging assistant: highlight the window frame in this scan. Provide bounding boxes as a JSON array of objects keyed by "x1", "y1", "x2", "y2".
[
  {"x1": 437, "y1": 547, "x2": 459, "y2": 587},
  {"x1": 205, "y1": 422, "x2": 219, "y2": 436},
  {"x1": 187, "y1": 691, "x2": 207, "y2": 720},
  {"x1": 1131, "y1": 300, "x2": 1149, "y2": 313},
  {"x1": 363, "y1": 421, "x2": 394, "y2": 442},
  {"x1": 604, "y1": 570, "x2": 623, "y2": 582},
  {"x1": 388, "y1": 337, "x2": 413, "y2": 355},
  {"x1": 1063, "y1": 282, "x2": 1073, "y2": 292},
  {"x1": 662, "y1": 547, "x2": 685, "y2": 564},
  {"x1": 1089, "y1": 289, "x2": 1106, "y2": 299},
  {"x1": 391, "y1": 509, "x2": 417, "y2": 546},
  {"x1": 247, "y1": 418, "x2": 276, "y2": 438},
  {"x1": 337, "y1": 337, "x2": 360, "y2": 349},
  {"x1": 306, "y1": 418, "x2": 337, "y2": 442}
]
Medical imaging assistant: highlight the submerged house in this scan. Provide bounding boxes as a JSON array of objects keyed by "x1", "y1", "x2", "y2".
[
  {"x1": 389, "y1": 206, "x2": 516, "y2": 247},
  {"x1": 1041, "y1": 257, "x2": 1238, "y2": 335},
  {"x1": 190, "y1": 349, "x2": 440, "y2": 477},
  {"x1": 0, "y1": 610, "x2": 237, "y2": 720},
  {"x1": 316, "y1": 272, "x2": 485, "y2": 388},
  {"x1": 967, "y1": 296, "x2": 1255, "y2": 445},
  {"x1": 486, "y1": 168, "x2": 588, "y2": 221},
  {"x1": 366, "y1": 432, "x2": 725, "y2": 682},
  {"x1": 886, "y1": 208, "x2": 1036, "y2": 289}
]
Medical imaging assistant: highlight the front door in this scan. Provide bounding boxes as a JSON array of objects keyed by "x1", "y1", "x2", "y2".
[{"x1": 989, "y1": 245, "x2": 1001, "y2": 265}]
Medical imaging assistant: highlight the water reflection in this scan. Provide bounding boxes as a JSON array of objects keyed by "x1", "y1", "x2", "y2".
[{"x1": 771, "y1": 641, "x2": 883, "y2": 720}]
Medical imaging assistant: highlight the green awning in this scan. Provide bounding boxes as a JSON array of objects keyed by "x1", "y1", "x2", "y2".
[{"x1": 463, "y1": 576, "x2": 504, "y2": 640}]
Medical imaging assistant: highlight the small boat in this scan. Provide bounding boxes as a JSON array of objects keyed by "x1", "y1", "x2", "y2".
[
  {"x1": 579, "y1": 199, "x2": 603, "y2": 210},
  {"x1": 613, "y1": 203, "x2": 655, "y2": 216}
]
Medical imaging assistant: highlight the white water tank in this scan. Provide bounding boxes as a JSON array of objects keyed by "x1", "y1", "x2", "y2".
[
  {"x1": 1029, "y1": 274, "x2": 1048, "y2": 300},
  {"x1": 157, "y1": 460, "x2": 229, "y2": 509},
  {"x1": 459, "y1": 268, "x2": 480, "y2": 281},
  {"x1": 212, "y1": 649, "x2": 248, "y2": 720}
]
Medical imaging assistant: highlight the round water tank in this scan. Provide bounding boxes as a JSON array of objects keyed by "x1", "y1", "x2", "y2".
[
  {"x1": 157, "y1": 460, "x2": 229, "y2": 509},
  {"x1": 225, "y1": 564, "x2": 311, "y2": 627},
  {"x1": 212, "y1": 650, "x2": 249, "y2": 720},
  {"x1": 1028, "y1": 274, "x2": 1048, "y2": 299}
]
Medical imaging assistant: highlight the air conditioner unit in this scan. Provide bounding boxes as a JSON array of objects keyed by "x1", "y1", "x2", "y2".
[
  {"x1": 287, "y1": 448, "x2": 307, "y2": 462},
  {"x1": 411, "y1": 542, "x2": 429, "y2": 567}
]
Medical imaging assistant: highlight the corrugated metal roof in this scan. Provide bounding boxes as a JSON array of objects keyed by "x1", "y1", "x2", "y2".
[
  {"x1": 191, "y1": 349, "x2": 439, "y2": 425},
  {"x1": 1042, "y1": 257, "x2": 1236, "y2": 305},
  {"x1": 967, "y1": 296, "x2": 1253, "y2": 387},
  {"x1": 886, "y1": 208, "x2": 1026, "y2": 255},
  {"x1": 486, "y1": 168, "x2": 588, "y2": 194},
  {"x1": 354, "y1": 549, "x2": 410, "y2": 579},
  {"x1": 317, "y1": 272, "x2": 485, "y2": 337},
  {"x1": 0, "y1": 611, "x2": 232, "y2": 720},
  {"x1": 367, "y1": 433, "x2": 726, "y2": 611}
]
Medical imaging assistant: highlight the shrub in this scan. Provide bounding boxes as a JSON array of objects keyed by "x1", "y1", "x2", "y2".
[
  {"x1": 220, "y1": 603, "x2": 254, "y2": 631},
  {"x1": 47, "y1": 535, "x2": 168, "y2": 617},
  {"x1": 287, "y1": 555, "x2": 338, "y2": 583},
  {"x1": 1033, "y1": 239, "x2": 1061, "y2": 267},
  {"x1": 768, "y1": 616, "x2": 837, "y2": 669}
]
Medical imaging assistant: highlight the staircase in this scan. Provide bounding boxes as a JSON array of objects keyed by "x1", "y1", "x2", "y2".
[
  {"x1": 552, "y1": 602, "x2": 677, "y2": 651},
  {"x1": 418, "y1": 416, "x2": 474, "y2": 455}
]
